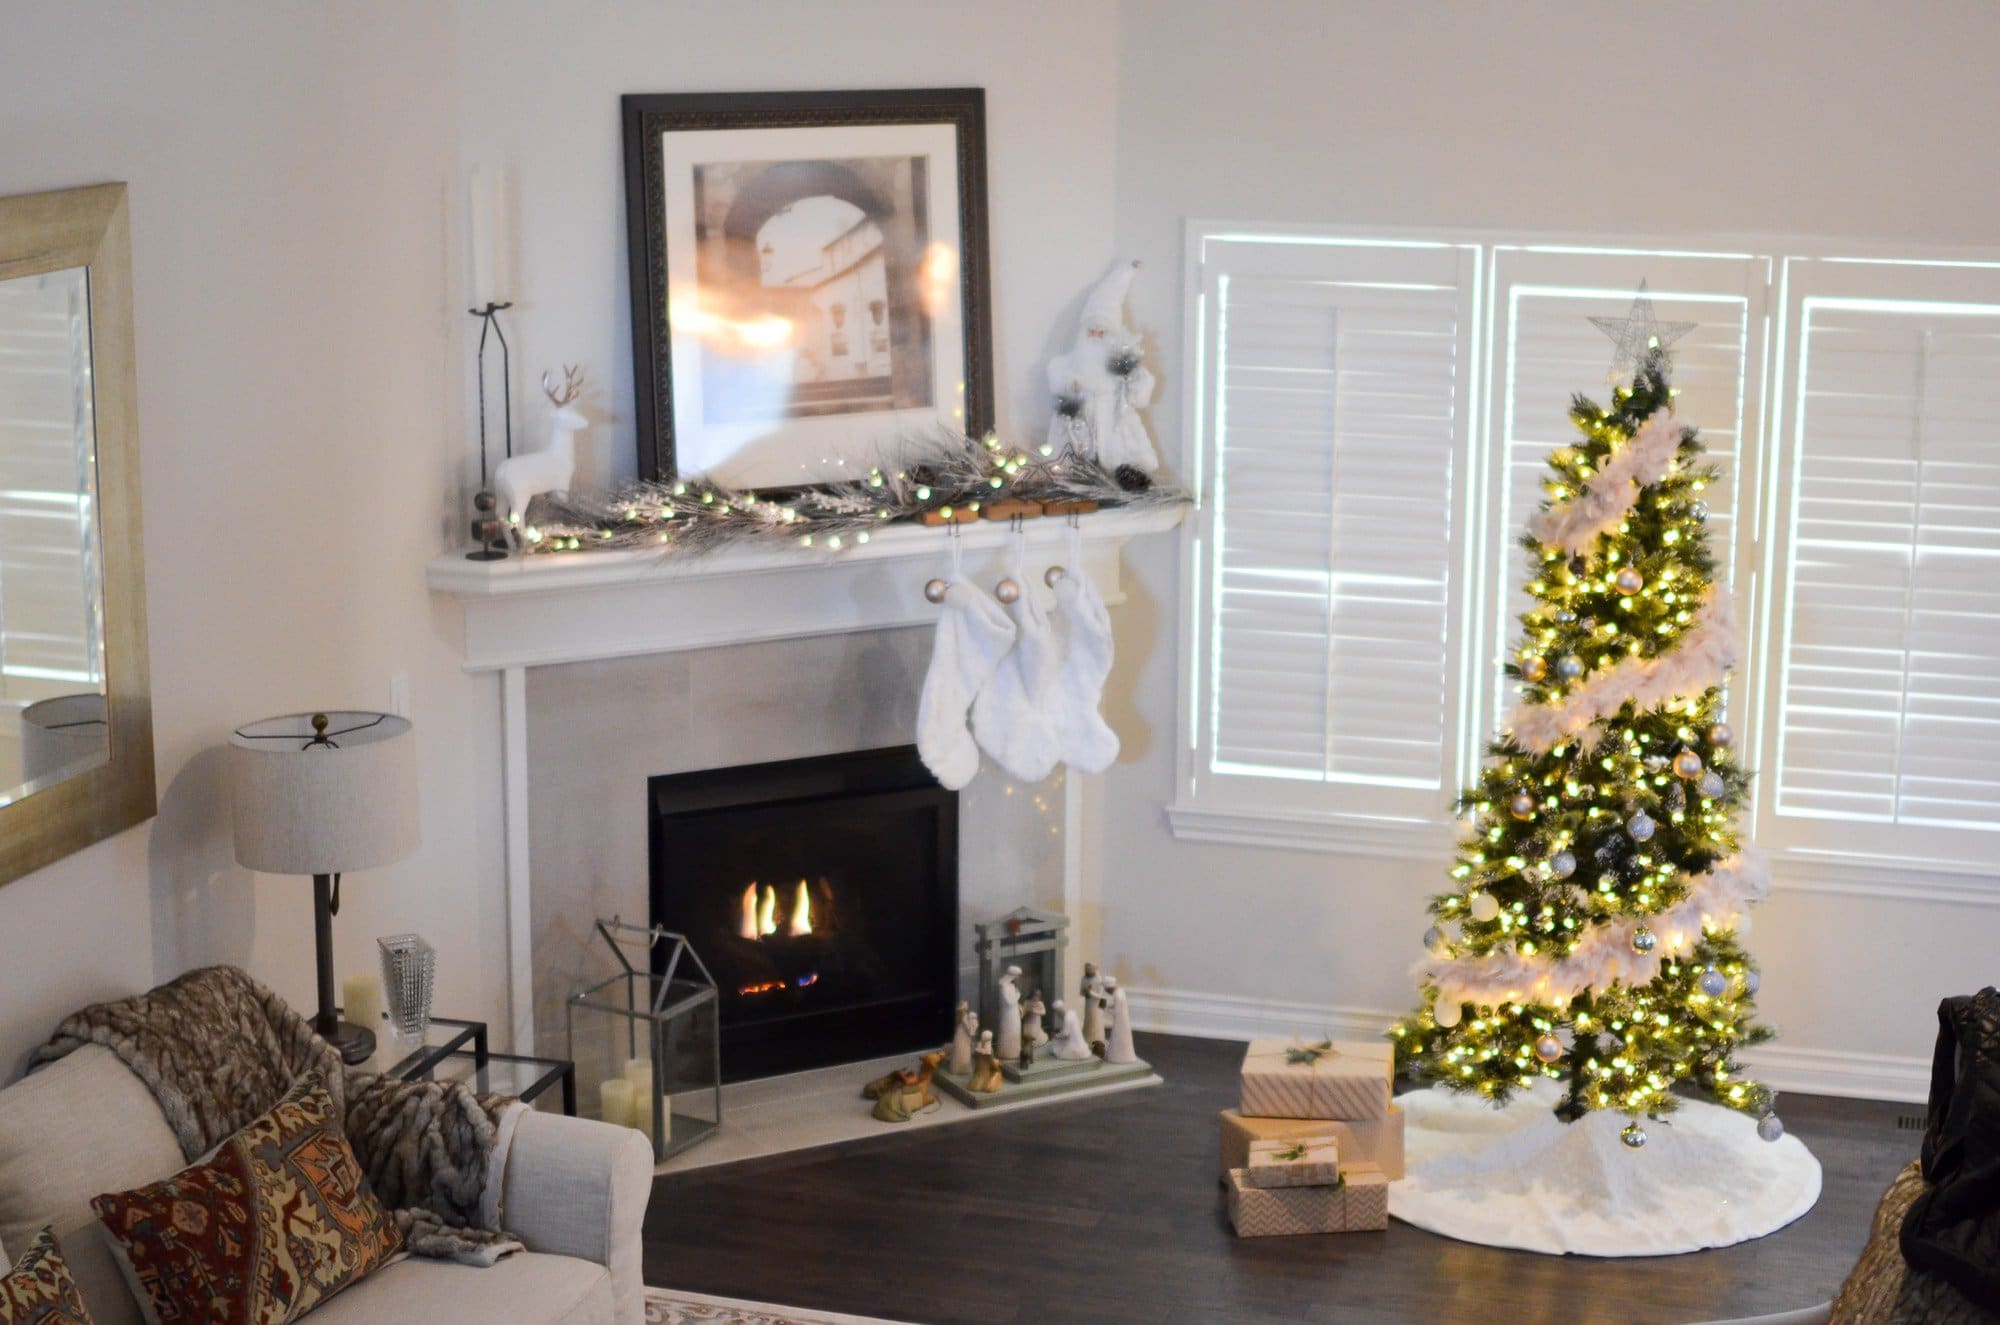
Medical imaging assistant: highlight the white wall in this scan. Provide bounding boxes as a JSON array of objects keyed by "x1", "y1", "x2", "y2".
[
  {"x1": 0, "y1": 0, "x2": 1123, "y2": 1078},
  {"x1": 1098, "y1": 0, "x2": 2000, "y2": 1096}
]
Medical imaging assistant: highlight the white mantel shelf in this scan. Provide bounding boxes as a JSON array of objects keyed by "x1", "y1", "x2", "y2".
[
  {"x1": 426, "y1": 503, "x2": 1185, "y2": 673},
  {"x1": 426, "y1": 501, "x2": 1185, "y2": 1054}
]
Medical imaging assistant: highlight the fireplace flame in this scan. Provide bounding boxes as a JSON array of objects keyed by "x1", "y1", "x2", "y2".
[
  {"x1": 758, "y1": 883, "x2": 778, "y2": 937},
  {"x1": 738, "y1": 882, "x2": 760, "y2": 940},
  {"x1": 788, "y1": 879, "x2": 814, "y2": 936}
]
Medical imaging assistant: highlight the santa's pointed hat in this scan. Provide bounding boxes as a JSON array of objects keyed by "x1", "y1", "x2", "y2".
[{"x1": 1080, "y1": 259, "x2": 1142, "y2": 336}]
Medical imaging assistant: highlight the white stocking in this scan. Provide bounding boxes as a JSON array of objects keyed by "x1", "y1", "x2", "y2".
[
  {"x1": 1048, "y1": 527, "x2": 1119, "y2": 773},
  {"x1": 972, "y1": 534, "x2": 1064, "y2": 783},
  {"x1": 916, "y1": 548, "x2": 1016, "y2": 790}
]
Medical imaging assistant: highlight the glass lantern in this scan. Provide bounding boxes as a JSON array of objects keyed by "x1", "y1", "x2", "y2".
[{"x1": 567, "y1": 918, "x2": 721, "y2": 1161}]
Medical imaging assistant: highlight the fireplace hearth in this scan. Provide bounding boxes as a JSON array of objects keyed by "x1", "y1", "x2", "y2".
[{"x1": 649, "y1": 746, "x2": 957, "y2": 1081}]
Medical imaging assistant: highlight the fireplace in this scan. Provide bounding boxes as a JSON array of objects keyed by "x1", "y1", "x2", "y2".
[{"x1": 649, "y1": 745, "x2": 958, "y2": 1082}]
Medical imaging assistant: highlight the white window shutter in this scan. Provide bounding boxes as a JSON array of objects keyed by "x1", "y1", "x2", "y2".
[
  {"x1": 1767, "y1": 260, "x2": 2000, "y2": 853},
  {"x1": 1184, "y1": 235, "x2": 1479, "y2": 829}
]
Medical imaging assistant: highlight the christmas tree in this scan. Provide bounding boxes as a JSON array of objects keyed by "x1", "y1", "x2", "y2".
[{"x1": 1393, "y1": 299, "x2": 1779, "y2": 1144}]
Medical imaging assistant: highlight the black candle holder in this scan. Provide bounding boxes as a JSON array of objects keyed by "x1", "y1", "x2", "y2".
[{"x1": 468, "y1": 301, "x2": 514, "y2": 561}]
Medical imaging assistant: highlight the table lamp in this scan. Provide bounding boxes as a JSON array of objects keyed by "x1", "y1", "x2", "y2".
[{"x1": 227, "y1": 711, "x2": 419, "y2": 1063}]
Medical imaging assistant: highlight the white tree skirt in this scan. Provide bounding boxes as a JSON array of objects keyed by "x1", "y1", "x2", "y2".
[{"x1": 1389, "y1": 1081, "x2": 1822, "y2": 1256}]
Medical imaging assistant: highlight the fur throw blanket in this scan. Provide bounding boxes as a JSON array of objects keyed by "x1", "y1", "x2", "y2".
[{"x1": 32, "y1": 965, "x2": 526, "y2": 1265}]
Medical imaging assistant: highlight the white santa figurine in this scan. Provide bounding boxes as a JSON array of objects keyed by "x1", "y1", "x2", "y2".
[{"x1": 1045, "y1": 260, "x2": 1159, "y2": 474}]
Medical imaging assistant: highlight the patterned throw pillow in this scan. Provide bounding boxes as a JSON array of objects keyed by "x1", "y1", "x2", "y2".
[
  {"x1": 0, "y1": 1227, "x2": 96, "y2": 1325},
  {"x1": 91, "y1": 1073, "x2": 401, "y2": 1325}
]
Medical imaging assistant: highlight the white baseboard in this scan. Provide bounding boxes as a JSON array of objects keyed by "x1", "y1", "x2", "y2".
[{"x1": 1122, "y1": 985, "x2": 1931, "y2": 1104}]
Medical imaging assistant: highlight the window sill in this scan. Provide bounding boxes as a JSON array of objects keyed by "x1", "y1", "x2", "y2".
[
  {"x1": 1164, "y1": 801, "x2": 1454, "y2": 861},
  {"x1": 1766, "y1": 847, "x2": 2000, "y2": 906}
]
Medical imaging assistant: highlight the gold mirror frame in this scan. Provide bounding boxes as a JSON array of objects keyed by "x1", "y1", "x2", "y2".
[{"x1": 0, "y1": 183, "x2": 154, "y2": 886}]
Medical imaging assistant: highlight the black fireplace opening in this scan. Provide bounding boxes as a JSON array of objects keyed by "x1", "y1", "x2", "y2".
[{"x1": 649, "y1": 745, "x2": 957, "y2": 1082}]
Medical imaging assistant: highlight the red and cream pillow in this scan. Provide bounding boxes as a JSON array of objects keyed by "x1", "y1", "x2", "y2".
[
  {"x1": 90, "y1": 1074, "x2": 400, "y2": 1325},
  {"x1": 0, "y1": 1227, "x2": 97, "y2": 1325}
]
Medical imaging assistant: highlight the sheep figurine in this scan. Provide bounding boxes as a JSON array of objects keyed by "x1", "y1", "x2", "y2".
[{"x1": 497, "y1": 365, "x2": 586, "y2": 534}]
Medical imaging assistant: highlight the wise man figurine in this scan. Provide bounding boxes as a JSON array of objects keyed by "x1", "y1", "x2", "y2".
[
  {"x1": 1044, "y1": 260, "x2": 1159, "y2": 473},
  {"x1": 1103, "y1": 977, "x2": 1137, "y2": 1065},
  {"x1": 1081, "y1": 963, "x2": 1106, "y2": 1050},
  {"x1": 949, "y1": 1001, "x2": 977, "y2": 1076}
]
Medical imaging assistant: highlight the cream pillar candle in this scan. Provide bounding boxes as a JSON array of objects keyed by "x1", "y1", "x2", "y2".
[
  {"x1": 343, "y1": 974, "x2": 384, "y2": 1032},
  {"x1": 630, "y1": 1089, "x2": 654, "y2": 1143},
  {"x1": 623, "y1": 1057, "x2": 653, "y2": 1097},
  {"x1": 598, "y1": 1078, "x2": 635, "y2": 1128}
]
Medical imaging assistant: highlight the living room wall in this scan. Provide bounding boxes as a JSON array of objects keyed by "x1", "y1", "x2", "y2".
[
  {"x1": 0, "y1": 0, "x2": 1123, "y2": 1077},
  {"x1": 1098, "y1": 0, "x2": 2000, "y2": 1096}
]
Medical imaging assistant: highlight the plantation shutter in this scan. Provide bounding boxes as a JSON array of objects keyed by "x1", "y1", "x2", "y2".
[
  {"x1": 1482, "y1": 250, "x2": 1770, "y2": 735},
  {"x1": 1769, "y1": 261, "x2": 2000, "y2": 845},
  {"x1": 1189, "y1": 236, "x2": 1478, "y2": 823},
  {"x1": 0, "y1": 270, "x2": 103, "y2": 701}
]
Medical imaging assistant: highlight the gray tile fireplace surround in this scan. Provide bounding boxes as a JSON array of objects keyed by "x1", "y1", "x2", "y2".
[{"x1": 524, "y1": 626, "x2": 1065, "y2": 1062}]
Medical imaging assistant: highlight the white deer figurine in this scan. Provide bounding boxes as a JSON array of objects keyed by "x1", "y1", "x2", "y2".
[{"x1": 497, "y1": 365, "x2": 586, "y2": 534}]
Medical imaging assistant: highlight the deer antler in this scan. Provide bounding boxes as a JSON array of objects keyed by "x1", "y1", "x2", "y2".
[{"x1": 542, "y1": 364, "x2": 584, "y2": 407}]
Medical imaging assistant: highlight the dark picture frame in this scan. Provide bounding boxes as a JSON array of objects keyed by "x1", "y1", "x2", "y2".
[{"x1": 623, "y1": 88, "x2": 994, "y2": 485}]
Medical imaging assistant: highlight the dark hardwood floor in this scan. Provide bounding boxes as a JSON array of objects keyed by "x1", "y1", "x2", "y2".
[{"x1": 644, "y1": 1032, "x2": 1915, "y2": 1324}]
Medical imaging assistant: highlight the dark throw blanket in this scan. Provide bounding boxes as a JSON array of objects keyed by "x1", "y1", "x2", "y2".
[
  {"x1": 32, "y1": 965, "x2": 525, "y2": 1265},
  {"x1": 1902, "y1": 987, "x2": 2000, "y2": 1311}
]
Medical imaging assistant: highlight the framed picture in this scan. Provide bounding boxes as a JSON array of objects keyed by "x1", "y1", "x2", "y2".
[{"x1": 623, "y1": 88, "x2": 993, "y2": 486}]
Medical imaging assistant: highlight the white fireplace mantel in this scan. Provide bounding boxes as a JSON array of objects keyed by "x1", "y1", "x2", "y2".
[{"x1": 425, "y1": 503, "x2": 1185, "y2": 1049}]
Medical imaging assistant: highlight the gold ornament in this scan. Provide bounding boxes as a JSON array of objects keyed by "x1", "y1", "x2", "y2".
[
  {"x1": 1509, "y1": 791, "x2": 1536, "y2": 820},
  {"x1": 1672, "y1": 749, "x2": 1704, "y2": 779},
  {"x1": 923, "y1": 578, "x2": 949, "y2": 604},
  {"x1": 1534, "y1": 1034, "x2": 1563, "y2": 1064},
  {"x1": 995, "y1": 578, "x2": 1021, "y2": 605},
  {"x1": 1614, "y1": 566, "x2": 1644, "y2": 594},
  {"x1": 1521, "y1": 656, "x2": 1549, "y2": 683}
]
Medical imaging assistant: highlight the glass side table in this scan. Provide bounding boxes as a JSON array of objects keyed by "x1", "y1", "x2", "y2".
[{"x1": 357, "y1": 1014, "x2": 576, "y2": 1115}]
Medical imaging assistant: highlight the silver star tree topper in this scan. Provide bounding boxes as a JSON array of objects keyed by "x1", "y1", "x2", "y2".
[{"x1": 1589, "y1": 281, "x2": 1696, "y2": 382}]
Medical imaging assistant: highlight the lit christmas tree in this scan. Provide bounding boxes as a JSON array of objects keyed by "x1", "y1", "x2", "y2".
[{"x1": 1393, "y1": 296, "x2": 1782, "y2": 1148}]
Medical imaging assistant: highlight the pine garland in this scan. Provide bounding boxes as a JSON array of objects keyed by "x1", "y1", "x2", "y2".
[{"x1": 520, "y1": 429, "x2": 1186, "y2": 556}]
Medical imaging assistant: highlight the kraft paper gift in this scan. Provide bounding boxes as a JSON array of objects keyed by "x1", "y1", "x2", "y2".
[
  {"x1": 1225, "y1": 1163, "x2": 1390, "y2": 1237},
  {"x1": 1238, "y1": 1038, "x2": 1393, "y2": 1120},
  {"x1": 1244, "y1": 1136, "x2": 1340, "y2": 1188},
  {"x1": 1218, "y1": 1106, "x2": 1405, "y2": 1180}
]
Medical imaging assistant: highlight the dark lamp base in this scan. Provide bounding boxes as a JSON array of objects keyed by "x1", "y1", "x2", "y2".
[{"x1": 323, "y1": 1019, "x2": 378, "y2": 1065}]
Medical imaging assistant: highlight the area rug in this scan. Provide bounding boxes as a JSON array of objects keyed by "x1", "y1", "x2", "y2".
[
  {"x1": 1389, "y1": 1080, "x2": 1822, "y2": 1256},
  {"x1": 645, "y1": 1287, "x2": 909, "y2": 1325}
]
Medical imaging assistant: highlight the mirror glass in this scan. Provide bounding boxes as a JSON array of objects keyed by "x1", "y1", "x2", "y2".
[{"x1": 0, "y1": 265, "x2": 108, "y2": 808}]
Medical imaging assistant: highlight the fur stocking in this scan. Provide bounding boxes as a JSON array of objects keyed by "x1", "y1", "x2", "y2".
[
  {"x1": 972, "y1": 539, "x2": 1064, "y2": 783},
  {"x1": 917, "y1": 576, "x2": 1017, "y2": 791},
  {"x1": 1048, "y1": 541, "x2": 1120, "y2": 773}
]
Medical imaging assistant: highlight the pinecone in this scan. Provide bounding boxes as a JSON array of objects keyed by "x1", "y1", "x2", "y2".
[{"x1": 1114, "y1": 464, "x2": 1153, "y2": 493}]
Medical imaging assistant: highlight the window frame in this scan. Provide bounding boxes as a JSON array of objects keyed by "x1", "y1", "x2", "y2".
[{"x1": 1171, "y1": 220, "x2": 2000, "y2": 899}]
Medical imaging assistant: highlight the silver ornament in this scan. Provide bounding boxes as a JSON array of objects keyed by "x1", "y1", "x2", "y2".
[
  {"x1": 1521, "y1": 656, "x2": 1549, "y2": 683},
  {"x1": 1434, "y1": 1000, "x2": 1462, "y2": 1029},
  {"x1": 1534, "y1": 1034, "x2": 1563, "y2": 1064},
  {"x1": 1698, "y1": 968, "x2": 1727, "y2": 998},
  {"x1": 923, "y1": 577, "x2": 949, "y2": 604},
  {"x1": 1555, "y1": 654, "x2": 1584, "y2": 680},
  {"x1": 1044, "y1": 564, "x2": 1067, "y2": 589},
  {"x1": 1423, "y1": 925, "x2": 1445, "y2": 951},
  {"x1": 1708, "y1": 723, "x2": 1733, "y2": 749},
  {"x1": 1621, "y1": 1122, "x2": 1648, "y2": 1149},
  {"x1": 1579, "y1": 617, "x2": 1597, "y2": 633},
  {"x1": 1550, "y1": 850, "x2": 1576, "y2": 879},
  {"x1": 1691, "y1": 500, "x2": 1709, "y2": 523},
  {"x1": 1631, "y1": 926, "x2": 1657, "y2": 955},
  {"x1": 994, "y1": 577, "x2": 1021, "y2": 605},
  {"x1": 1510, "y1": 792, "x2": 1537, "y2": 820},
  {"x1": 1697, "y1": 771, "x2": 1726, "y2": 800},
  {"x1": 1628, "y1": 810, "x2": 1656, "y2": 842},
  {"x1": 1672, "y1": 749, "x2": 1704, "y2": 779},
  {"x1": 1615, "y1": 566, "x2": 1644, "y2": 594},
  {"x1": 1757, "y1": 1113, "x2": 1785, "y2": 1143},
  {"x1": 1555, "y1": 609, "x2": 1577, "y2": 624},
  {"x1": 1744, "y1": 970, "x2": 1761, "y2": 996},
  {"x1": 1469, "y1": 892, "x2": 1501, "y2": 922}
]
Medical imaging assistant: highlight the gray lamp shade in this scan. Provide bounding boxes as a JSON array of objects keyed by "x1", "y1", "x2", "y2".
[{"x1": 227, "y1": 711, "x2": 419, "y2": 875}]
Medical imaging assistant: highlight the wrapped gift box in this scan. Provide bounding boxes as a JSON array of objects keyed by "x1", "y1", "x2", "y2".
[
  {"x1": 1219, "y1": 1106, "x2": 1404, "y2": 1180},
  {"x1": 1245, "y1": 1136, "x2": 1340, "y2": 1188},
  {"x1": 1225, "y1": 1163, "x2": 1390, "y2": 1237},
  {"x1": 1239, "y1": 1038, "x2": 1392, "y2": 1120}
]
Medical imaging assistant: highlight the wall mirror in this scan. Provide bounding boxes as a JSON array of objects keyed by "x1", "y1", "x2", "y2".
[{"x1": 0, "y1": 184, "x2": 153, "y2": 887}]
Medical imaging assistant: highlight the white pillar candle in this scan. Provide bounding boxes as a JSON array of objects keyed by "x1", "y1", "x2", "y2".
[
  {"x1": 343, "y1": 973, "x2": 383, "y2": 1031},
  {"x1": 598, "y1": 1078, "x2": 635, "y2": 1128},
  {"x1": 623, "y1": 1057, "x2": 653, "y2": 1097},
  {"x1": 630, "y1": 1089, "x2": 654, "y2": 1144}
]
